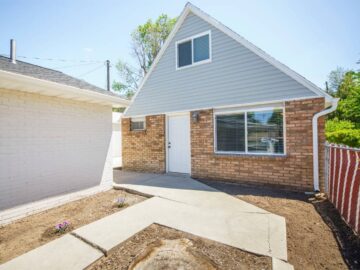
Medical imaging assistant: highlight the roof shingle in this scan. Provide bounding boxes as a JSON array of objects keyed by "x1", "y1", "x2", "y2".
[{"x1": 0, "y1": 55, "x2": 125, "y2": 98}]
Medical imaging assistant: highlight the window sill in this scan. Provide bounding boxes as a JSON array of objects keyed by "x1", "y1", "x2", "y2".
[
  {"x1": 176, "y1": 59, "x2": 212, "y2": 71},
  {"x1": 214, "y1": 152, "x2": 287, "y2": 159}
]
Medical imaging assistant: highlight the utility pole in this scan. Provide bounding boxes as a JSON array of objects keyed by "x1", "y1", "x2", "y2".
[{"x1": 106, "y1": 60, "x2": 110, "y2": 91}]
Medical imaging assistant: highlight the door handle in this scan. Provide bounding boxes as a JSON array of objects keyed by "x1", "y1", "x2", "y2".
[{"x1": 168, "y1": 141, "x2": 171, "y2": 148}]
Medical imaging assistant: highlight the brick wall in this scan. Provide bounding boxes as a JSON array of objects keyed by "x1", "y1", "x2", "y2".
[
  {"x1": 0, "y1": 88, "x2": 113, "y2": 210},
  {"x1": 191, "y1": 97, "x2": 326, "y2": 191},
  {"x1": 121, "y1": 97, "x2": 326, "y2": 191},
  {"x1": 122, "y1": 115, "x2": 166, "y2": 173}
]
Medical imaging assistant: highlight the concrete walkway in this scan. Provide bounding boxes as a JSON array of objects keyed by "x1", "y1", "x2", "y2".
[
  {"x1": 112, "y1": 171, "x2": 287, "y2": 259},
  {"x1": 0, "y1": 171, "x2": 293, "y2": 270}
]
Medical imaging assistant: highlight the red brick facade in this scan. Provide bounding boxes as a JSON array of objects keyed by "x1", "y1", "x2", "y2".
[
  {"x1": 122, "y1": 115, "x2": 166, "y2": 173},
  {"x1": 122, "y1": 97, "x2": 326, "y2": 191},
  {"x1": 191, "y1": 97, "x2": 326, "y2": 191}
]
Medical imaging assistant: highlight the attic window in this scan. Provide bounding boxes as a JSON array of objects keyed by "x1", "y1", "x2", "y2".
[
  {"x1": 176, "y1": 31, "x2": 211, "y2": 69},
  {"x1": 130, "y1": 117, "x2": 146, "y2": 131}
]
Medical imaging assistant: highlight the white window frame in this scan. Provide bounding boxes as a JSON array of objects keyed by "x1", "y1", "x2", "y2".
[
  {"x1": 130, "y1": 117, "x2": 146, "y2": 131},
  {"x1": 213, "y1": 106, "x2": 286, "y2": 156},
  {"x1": 175, "y1": 30, "x2": 212, "y2": 70}
]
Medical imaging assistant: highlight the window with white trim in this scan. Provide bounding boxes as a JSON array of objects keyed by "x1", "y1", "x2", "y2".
[
  {"x1": 215, "y1": 108, "x2": 284, "y2": 155},
  {"x1": 177, "y1": 31, "x2": 211, "y2": 69},
  {"x1": 130, "y1": 117, "x2": 146, "y2": 131}
]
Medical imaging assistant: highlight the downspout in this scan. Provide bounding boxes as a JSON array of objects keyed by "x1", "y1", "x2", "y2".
[{"x1": 312, "y1": 98, "x2": 339, "y2": 192}]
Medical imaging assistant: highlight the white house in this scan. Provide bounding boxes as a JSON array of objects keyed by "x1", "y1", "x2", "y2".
[{"x1": 0, "y1": 47, "x2": 129, "y2": 214}]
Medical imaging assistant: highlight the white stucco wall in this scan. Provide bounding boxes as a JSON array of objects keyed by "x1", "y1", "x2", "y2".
[{"x1": 0, "y1": 88, "x2": 113, "y2": 210}]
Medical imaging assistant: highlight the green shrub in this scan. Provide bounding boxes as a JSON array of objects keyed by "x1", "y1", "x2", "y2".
[
  {"x1": 325, "y1": 119, "x2": 355, "y2": 133},
  {"x1": 326, "y1": 129, "x2": 360, "y2": 148},
  {"x1": 325, "y1": 119, "x2": 360, "y2": 147}
]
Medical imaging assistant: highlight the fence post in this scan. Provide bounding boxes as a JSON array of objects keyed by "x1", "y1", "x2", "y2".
[{"x1": 324, "y1": 143, "x2": 329, "y2": 194}]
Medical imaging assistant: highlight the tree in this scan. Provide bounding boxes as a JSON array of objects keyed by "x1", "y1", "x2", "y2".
[
  {"x1": 113, "y1": 14, "x2": 177, "y2": 98},
  {"x1": 112, "y1": 61, "x2": 142, "y2": 99},
  {"x1": 336, "y1": 71, "x2": 360, "y2": 123},
  {"x1": 326, "y1": 67, "x2": 347, "y2": 95},
  {"x1": 325, "y1": 68, "x2": 360, "y2": 147}
]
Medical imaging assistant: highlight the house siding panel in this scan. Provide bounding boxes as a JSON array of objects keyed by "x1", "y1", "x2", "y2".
[
  {"x1": 126, "y1": 13, "x2": 317, "y2": 117},
  {"x1": 0, "y1": 89, "x2": 113, "y2": 210}
]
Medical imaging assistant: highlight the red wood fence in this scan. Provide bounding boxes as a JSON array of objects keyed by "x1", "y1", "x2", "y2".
[{"x1": 325, "y1": 143, "x2": 360, "y2": 235}]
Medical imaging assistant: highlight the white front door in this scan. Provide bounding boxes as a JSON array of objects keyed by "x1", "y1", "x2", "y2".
[{"x1": 167, "y1": 113, "x2": 191, "y2": 174}]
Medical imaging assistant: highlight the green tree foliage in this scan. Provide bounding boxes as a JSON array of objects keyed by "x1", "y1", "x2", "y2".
[
  {"x1": 327, "y1": 67, "x2": 347, "y2": 95},
  {"x1": 113, "y1": 14, "x2": 177, "y2": 98},
  {"x1": 112, "y1": 61, "x2": 142, "y2": 99},
  {"x1": 336, "y1": 71, "x2": 360, "y2": 123},
  {"x1": 326, "y1": 130, "x2": 360, "y2": 148},
  {"x1": 325, "y1": 68, "x2": 360, "y2": 147}
]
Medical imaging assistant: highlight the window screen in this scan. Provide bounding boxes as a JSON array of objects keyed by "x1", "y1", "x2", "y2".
[
  {"x1": 247, "y1": 109, "x2": 284, "y2": 154},
  {"x1": 178, "y1": 40, "x2": 192, "y2": 67},
  {"x1": 130, "y1": 119, "x2": 145, "y2": 131},
  {"x1": 194, "y1": 34, "x2": 209, "y2": 62},
  {"x1": 216, "y1": 113, "x2": 245, "y2": 152}
]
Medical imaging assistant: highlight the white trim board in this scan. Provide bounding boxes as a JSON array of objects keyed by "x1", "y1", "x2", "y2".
[
  {"x1": 0, "y1": 70, "x2": 130, "y2": 108},
  {"x1": 125, "y1": 2, "x2": 333, "y2": 116},
  {"x1": 123, "y1": 95, "x2": 323, "y2": 118}
]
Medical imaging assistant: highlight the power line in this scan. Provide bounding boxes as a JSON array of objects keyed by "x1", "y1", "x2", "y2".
[
  {"x1": 77, "y1": 64, "x2": 105, "y2": 77},
  {"x1": 53, "y1": 62, "x2": 101, "y2": 69},
  {"x1": 0, "y1": 53, "x2": 105, "y2": 64}
]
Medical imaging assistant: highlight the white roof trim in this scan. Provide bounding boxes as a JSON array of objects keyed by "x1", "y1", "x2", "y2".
[
  {"x1": 0, "y1": 70, "x2": 130, "y2": 108},
  {"x1": 125, "y1": 2, "x2": 332, "y2": 115}
]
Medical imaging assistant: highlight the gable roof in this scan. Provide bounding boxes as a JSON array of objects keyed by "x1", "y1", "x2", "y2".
[
  {"x1": 0, "y1": 55, "x2": 130, "y2": 107},
  {"x1": 125, "y1": 3, "x2": 332, "y2": 117},
  {"x1": 0, "y1": 55, "x2": 122, "y2": 98}
]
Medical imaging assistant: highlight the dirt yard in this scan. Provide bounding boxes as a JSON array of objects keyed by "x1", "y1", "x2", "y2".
[
  {"x1": 0, "y1": 189, "x2": 145, "y2": 264},
  {"x1": 202, "y1": 180, "x2": 360, "y2": 270},
  {"x1": 89, "y1": 224, "x2": 272, "y2": 270}
]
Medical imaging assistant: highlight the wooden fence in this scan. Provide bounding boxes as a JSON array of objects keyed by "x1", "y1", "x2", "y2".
[{"x1": 325, "y1": 143, "x2": 360, "y2": 235}]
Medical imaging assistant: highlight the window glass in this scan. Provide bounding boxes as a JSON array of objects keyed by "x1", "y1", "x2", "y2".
[
  {"x1": 178, "y1": 40, "x2": 192, "y2": 67},
  {"x1": 247, "y1": 109, "x2": 284, "y2": 154},
  {"x1": 216, "y1": 113, "x2": 245, "y2": 152},
  {"x1": 194, "y1": 34, "x2": 209, "y2": 62},
  {"x1": 130, "y1": 118, "x2": 145, "y2": 131}
]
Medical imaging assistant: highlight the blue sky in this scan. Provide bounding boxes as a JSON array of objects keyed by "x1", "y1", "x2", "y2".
[{"x1": 1, "y1": 0, "x2": 359, "y2": 90}]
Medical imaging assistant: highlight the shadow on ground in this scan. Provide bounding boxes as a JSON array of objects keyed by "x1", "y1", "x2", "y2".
[
  {"x1": 202, "y1": 179, "x2": 360, "y2": 269},
  {"x1": 200, "y1": 179, "x2": 307, "y2": 201},
  {"x1": 113, "y1": 170, "x2": 217, "y2": 192},
  {"x1": 313, "y1": 199, "x2": 360, "y2": 269}
]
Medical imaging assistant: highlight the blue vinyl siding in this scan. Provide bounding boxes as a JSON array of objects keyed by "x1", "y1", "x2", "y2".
[{"x1": 125, "y1": 12, "x2": 318, "y2": 117}]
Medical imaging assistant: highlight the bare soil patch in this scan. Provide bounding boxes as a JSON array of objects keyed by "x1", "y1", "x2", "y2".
[
  {"x1": 313, "y1": 198, "x2": 360, "y2": 268},
  {"x1": 0, "y1": 189, "x2": 145, "y2": 263},
  {"x1": 202, "y1": 180, "x2": 358, "y2": 270},
  {"x1": 89, "y1": 224, "x2": 271, "y2": 270}
]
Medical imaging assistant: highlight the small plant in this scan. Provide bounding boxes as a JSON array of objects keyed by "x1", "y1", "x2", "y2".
[
  {"x1": 114, "y1": 196, "x2": 128, "y2": 208},
  {"x1": 55, "y1": 221, "x2": 71, "y2": 234}
]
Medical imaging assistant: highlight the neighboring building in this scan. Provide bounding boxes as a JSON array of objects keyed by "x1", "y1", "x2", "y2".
[
  {"x1": 123, "y1": 3, "x2": 335, "y2": 191},
  {"x1": 111, "y1": 112, "x2": 123, "y2": 168},
  {"x1": 0, "y1": 49, "x2": 129, "y2": 211}
]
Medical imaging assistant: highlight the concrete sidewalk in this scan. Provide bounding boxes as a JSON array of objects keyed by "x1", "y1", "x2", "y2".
[
  {"x1": 0, "y1": 171, "x2": 293, "y2": 270},
  {"x1": 112, "y1": 171, "x2": 287, "y2": 259}
]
